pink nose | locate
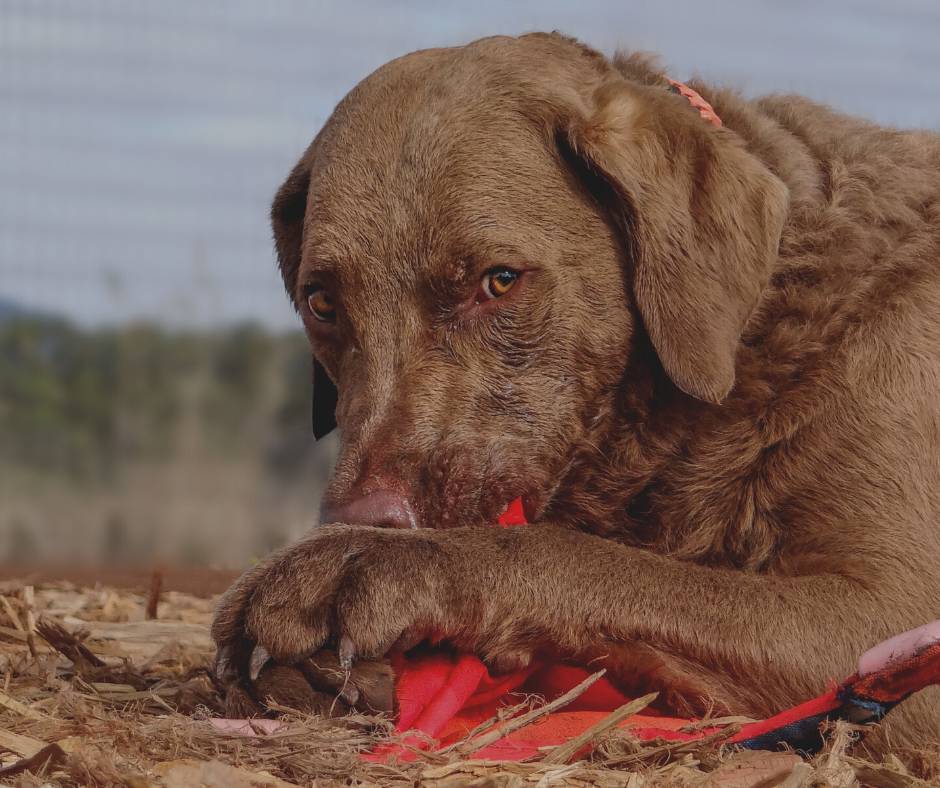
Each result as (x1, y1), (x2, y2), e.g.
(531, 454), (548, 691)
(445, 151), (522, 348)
(322, 490), (418, 529)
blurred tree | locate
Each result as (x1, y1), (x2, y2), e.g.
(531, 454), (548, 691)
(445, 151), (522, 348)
(265, 332), (316, 478)
(0, 316), (329, 480)
(0, 316), (336, 565)
(6, 518), (38, 563)
(0, 317), (188, 481)
(203, 323), (275, 451)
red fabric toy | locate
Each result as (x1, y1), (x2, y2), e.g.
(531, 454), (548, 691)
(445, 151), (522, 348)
(359, 499), (940, 763)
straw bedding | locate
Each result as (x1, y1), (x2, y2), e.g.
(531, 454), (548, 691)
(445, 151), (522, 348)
(0, 579), (936, 787)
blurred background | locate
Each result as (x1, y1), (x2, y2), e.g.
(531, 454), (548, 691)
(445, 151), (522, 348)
(1, 0), (938, 570)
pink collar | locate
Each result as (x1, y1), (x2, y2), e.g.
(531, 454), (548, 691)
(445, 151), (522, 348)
(667, 78), (722, 127)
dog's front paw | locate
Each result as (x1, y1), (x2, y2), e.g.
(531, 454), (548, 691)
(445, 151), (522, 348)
(212, 525), (461, 675)
(211, 524), (547, 708)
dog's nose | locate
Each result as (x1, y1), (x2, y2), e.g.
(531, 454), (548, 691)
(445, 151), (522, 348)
(322, 490), (418, 529)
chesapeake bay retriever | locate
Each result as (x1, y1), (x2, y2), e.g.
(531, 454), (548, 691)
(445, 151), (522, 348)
(212, 33), (940, 749)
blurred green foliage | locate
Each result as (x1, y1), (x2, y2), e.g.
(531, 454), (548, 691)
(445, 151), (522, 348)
(0, 315), (315, 484)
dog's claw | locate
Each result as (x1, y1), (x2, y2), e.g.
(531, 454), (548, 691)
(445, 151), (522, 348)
(339, 683), (360, 706)
(249, 644), (272, 681)
(392, 627), (425, 654)
(338, 635), (356, 670)
(489, 649), (533, 674)
(214, 644), (235, 683)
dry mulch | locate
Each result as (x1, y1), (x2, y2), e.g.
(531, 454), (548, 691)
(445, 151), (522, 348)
(0, 578), (937, 787)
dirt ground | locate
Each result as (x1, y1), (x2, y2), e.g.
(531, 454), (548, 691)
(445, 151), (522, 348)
(0, 567), (238, 597)
(0, 576), (937, 786)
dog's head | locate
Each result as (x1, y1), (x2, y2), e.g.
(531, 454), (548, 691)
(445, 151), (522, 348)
(272, 34), (788, 529)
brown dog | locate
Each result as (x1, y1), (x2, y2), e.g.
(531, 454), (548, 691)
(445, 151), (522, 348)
(212, 33), (940, 749)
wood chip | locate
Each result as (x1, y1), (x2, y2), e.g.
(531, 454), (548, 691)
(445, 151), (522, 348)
(35, 618), (106, 672)
(152, 758), (298, 787)
(0, 742), (66, 778)
(420, 758), (642, 788)
(0, 625), (28, 643)
(90, 682), (139, 694)
(63, 618), (214, 661)
(605, 723), (742, 768)
(0, 727), (48, 759)
(0, 689), (49, 721)
(146, 569), (163, 621)
(0, 598), (23, 632)
(21, 586), (37, 660)
(846, 756), (932, 788)
(778, 761), (815, 788)
(702, 751), (802, 787)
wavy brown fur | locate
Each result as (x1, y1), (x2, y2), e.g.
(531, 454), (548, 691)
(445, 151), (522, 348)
(214, 33), (940, 759)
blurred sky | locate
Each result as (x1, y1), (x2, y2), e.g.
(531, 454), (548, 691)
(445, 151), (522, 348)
(1, 0), (938, 329)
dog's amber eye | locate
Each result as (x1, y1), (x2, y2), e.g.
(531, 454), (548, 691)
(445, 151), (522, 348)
(481, 267), (519, 300)
(306, 288), (336, 322)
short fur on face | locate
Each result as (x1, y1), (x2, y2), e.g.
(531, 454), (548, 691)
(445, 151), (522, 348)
(272, 34), (786, 529)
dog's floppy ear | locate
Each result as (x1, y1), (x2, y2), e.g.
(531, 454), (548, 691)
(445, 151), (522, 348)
(271, 158), (311, 299)
(312, 358), (338, 440)
(272, 155), (338, 438)
(563, 79), (788, 403)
